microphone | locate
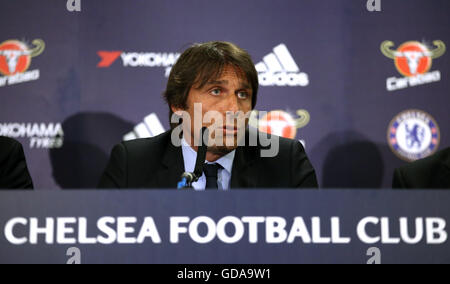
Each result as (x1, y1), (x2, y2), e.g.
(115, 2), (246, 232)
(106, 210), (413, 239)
(177, 172), (196, 189)
(177, 127), (209, 189)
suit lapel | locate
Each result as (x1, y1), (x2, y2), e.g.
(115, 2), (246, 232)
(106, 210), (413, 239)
(230, 145), (258, 188)
(155, 140), (184, 188)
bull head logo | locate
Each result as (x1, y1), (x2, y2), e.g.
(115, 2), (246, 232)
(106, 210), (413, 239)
(381, 40), (445, 77)
(0, 39), (45, 76)
(249, 109), (310, 139)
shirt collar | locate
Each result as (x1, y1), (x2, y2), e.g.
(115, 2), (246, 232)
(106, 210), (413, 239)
(181, 136), (235, 175)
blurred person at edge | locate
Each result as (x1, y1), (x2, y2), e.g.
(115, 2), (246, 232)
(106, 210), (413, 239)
(393, 147), (450, 189)
(0, 136), (33, 189)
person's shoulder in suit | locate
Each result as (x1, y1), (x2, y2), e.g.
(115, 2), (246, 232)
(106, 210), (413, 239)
(241, 131), (318, 188)
(98, 130), (174, 188)
(278, 135), (318, 188)
(0, 136), (34, 189)
(392, 147), (450, 189)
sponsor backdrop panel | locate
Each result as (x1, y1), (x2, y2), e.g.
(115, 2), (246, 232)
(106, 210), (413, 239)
(339, 0), (450, 187)
(0, 0), (448, 189)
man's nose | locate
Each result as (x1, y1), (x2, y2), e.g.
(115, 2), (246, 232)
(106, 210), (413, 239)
(225, 94), (240, 113)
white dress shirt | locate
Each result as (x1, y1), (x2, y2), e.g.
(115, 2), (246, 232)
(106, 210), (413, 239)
(181, 137), (235, 190)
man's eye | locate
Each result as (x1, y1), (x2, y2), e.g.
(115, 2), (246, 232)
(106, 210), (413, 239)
(237, 91), (249, 99)
(210, 89), (221, 96)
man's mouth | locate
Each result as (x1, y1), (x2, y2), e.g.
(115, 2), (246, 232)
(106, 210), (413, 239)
(222, 125), (238, 135)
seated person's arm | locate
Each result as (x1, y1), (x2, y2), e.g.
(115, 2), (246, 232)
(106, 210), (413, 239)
(0, 138), (34, 189)
(98, 143), (127, 188)
(291, 140), (318, 188)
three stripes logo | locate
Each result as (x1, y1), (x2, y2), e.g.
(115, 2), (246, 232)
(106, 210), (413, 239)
(123, 113), (165, 141)
(256, 44), (309, 87)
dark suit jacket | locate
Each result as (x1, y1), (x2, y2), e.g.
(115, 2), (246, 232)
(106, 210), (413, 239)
(98, 130), (318, 189)
(0, 137), (34, 189)
(393, 147), (450, 189)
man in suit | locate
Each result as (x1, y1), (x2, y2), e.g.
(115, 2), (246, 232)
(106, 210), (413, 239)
(393, 147), (450, 189)
(0, 137), (34, 189)
(99, 41), (318, 189)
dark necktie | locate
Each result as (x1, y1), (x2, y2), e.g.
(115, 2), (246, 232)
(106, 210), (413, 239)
(203, 163), (223, 189)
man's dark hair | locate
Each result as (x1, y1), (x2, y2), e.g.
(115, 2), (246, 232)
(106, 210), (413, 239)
(163, 41), (258, 128)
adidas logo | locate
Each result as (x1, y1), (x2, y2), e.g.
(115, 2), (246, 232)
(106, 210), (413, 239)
(256, 44), (309, 87)
(123, 113), (166, 141)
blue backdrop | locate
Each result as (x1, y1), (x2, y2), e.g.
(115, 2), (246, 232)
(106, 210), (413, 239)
(0, 0), (449, 189)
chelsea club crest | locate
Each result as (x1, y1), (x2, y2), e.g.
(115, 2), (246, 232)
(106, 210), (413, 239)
(388, 109), (440, 162)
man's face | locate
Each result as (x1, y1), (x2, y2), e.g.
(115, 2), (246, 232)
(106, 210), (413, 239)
(173, 65), (253, 155)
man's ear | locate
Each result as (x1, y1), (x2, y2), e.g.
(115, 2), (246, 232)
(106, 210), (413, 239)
(171, 105), (184, 116)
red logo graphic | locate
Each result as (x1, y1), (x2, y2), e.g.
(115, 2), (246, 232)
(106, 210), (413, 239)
(257, 110), (310, 139)
(381, 40), (446, 77)
(0, 39), (45, 76)
(97, 51), (122, 68)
